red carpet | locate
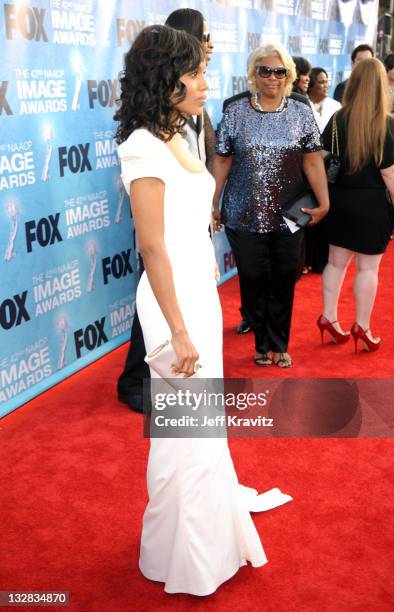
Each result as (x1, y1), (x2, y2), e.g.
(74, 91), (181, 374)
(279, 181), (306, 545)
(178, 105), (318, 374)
(1, 243), (393, 611)
(222, 241), (394, 378)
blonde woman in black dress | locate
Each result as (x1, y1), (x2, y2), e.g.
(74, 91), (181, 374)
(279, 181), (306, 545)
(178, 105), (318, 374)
(318, 59), (394, 352)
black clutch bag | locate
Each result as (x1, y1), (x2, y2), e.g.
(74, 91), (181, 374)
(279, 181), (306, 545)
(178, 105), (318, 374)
(282, 190), (318, 228)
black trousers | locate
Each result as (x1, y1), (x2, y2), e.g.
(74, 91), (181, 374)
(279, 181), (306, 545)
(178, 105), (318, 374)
(226, 226), (304, 353)
(117, 257), (150, 399)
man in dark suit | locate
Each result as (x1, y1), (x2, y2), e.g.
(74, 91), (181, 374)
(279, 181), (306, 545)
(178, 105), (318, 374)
(117, 258), (149, 413)
(333, 44), (374, 103)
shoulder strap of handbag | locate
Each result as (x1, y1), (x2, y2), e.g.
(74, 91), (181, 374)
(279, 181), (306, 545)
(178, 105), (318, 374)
(331, 112), (339, 156)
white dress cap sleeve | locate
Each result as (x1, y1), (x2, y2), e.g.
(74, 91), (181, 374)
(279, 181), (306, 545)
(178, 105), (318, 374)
(117, 129), (167, 193)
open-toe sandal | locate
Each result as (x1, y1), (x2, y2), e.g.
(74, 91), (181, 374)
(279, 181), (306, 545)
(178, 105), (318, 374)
(273, 353), (292, 368)
(254, 353), (273, 367)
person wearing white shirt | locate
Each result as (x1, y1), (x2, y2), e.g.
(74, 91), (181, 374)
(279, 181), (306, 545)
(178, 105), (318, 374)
(308, 67), (341, 133)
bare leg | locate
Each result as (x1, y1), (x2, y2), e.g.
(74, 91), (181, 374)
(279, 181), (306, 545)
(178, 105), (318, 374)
(322, 245), (354, 332)
(354, 252), (383, 340)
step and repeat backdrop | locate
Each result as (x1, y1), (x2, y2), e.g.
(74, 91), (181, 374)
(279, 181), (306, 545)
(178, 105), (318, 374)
(0, 0), (378, 417)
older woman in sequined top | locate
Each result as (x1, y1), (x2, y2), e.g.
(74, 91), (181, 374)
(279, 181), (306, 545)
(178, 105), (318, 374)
(212, 43), (329, 368)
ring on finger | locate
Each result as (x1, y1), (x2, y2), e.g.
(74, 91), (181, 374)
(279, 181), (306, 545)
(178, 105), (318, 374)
(193, 360), (202, 374)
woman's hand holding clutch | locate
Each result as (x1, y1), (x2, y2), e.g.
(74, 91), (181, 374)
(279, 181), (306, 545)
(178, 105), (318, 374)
(302, 204), (329, 226)
(171, 330), (201, 377)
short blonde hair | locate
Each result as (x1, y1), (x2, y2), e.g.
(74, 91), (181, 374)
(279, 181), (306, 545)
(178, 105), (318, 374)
(247, 44), (296, 97)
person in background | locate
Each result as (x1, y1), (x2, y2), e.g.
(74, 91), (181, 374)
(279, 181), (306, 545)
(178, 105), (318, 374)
(222, 55), (313, 332)
(318, 58), (394, 353)
(333, 43), (374, 103)
(291, 56), (313, 277)
(292, 56), (312, 96)
(302, 67), (341, 274)
(117, 8), (215, 413)
(383, 53), (394, 112)
(213, 44), (329, 369)
(308, 67), (341, 133)
(165, 8), (216, 170)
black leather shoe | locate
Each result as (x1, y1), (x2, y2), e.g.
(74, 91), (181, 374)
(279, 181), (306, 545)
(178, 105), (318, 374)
(236, 319), (252, 334)
(118, 392), (145, 414)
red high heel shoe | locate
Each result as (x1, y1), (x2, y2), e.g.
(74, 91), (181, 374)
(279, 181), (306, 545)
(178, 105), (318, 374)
(350, 323), (381, 353)
(317, 315), (350, 344)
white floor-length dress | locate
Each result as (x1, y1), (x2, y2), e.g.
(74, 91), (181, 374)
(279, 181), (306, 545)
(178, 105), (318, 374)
(118, 128), (292, 596)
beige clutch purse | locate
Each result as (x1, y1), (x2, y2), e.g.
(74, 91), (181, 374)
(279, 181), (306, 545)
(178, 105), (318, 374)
(144, 340), (177, 379)
(144, 340), (201, 381)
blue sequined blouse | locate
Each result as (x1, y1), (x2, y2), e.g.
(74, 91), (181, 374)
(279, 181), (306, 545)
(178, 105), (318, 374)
(216, 96), (322, 233)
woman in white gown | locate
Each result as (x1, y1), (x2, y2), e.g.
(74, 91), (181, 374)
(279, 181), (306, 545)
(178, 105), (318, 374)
(115, 25), (292, 596)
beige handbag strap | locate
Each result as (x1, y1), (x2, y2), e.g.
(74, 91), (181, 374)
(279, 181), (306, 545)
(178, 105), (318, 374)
(331, 113), (339, 156)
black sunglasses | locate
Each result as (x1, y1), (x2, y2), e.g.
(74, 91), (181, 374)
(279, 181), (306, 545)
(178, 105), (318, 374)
(202, 32), (210, 43)
(255, 65), (288, 79)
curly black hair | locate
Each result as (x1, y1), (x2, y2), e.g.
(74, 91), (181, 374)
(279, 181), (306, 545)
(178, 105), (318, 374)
(114, 25), (204, 144)
(292, 56), (312, 77)
(292, 56), (312, 93)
